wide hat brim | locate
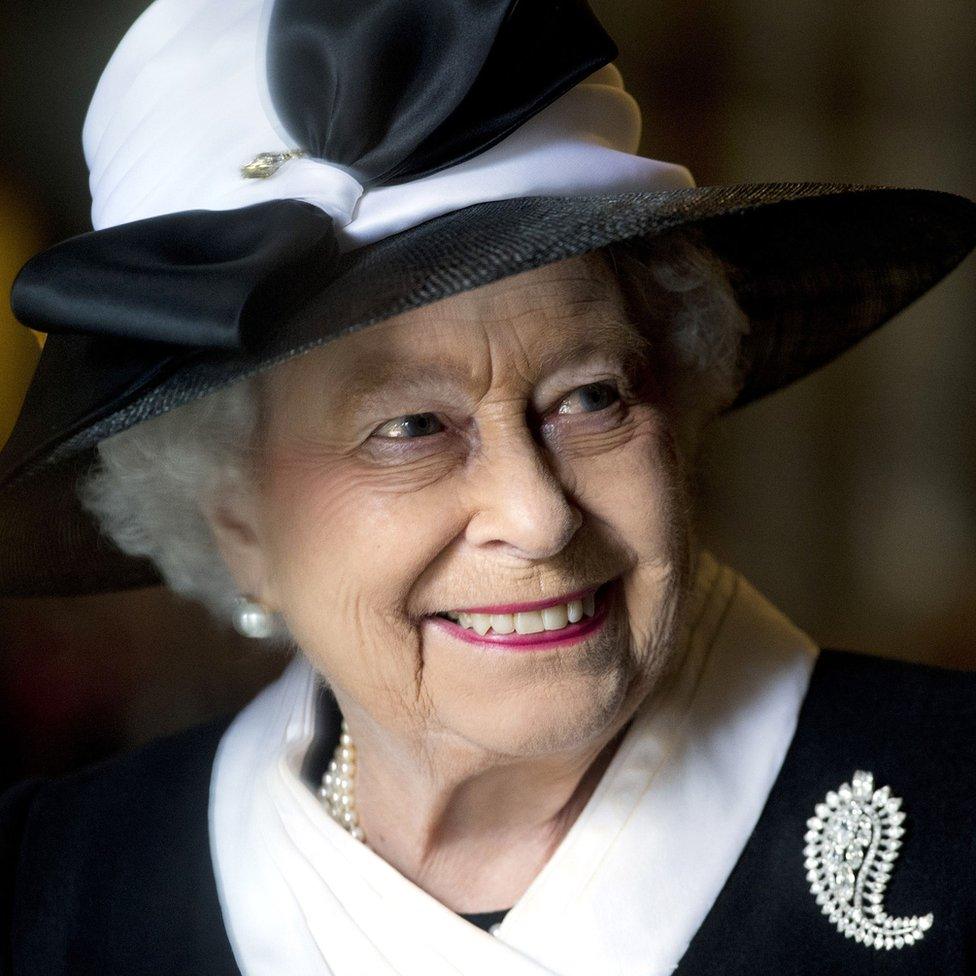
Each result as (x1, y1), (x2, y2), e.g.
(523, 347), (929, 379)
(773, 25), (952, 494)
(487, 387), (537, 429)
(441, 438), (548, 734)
(2, 180), (975, 597)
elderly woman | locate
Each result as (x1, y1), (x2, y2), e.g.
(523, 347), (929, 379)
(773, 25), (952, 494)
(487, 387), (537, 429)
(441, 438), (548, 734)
(2, 1), (975, 974)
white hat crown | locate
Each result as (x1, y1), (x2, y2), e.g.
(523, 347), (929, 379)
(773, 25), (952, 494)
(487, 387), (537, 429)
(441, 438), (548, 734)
(83, 0), (694, 252)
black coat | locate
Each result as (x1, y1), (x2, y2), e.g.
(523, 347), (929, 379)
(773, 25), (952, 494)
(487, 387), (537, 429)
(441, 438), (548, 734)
(2, 649), (975, 975)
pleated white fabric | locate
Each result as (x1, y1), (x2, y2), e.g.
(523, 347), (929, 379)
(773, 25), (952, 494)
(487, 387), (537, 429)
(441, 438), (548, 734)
(209, 551), (817, 976)
(81, 0), (693, 249)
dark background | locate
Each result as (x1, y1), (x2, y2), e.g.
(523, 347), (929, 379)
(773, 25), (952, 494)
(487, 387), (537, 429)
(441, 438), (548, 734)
(1, 0), (974, 785)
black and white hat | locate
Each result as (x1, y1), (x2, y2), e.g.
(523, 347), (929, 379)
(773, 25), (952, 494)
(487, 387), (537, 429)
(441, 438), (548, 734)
(2, 0), (975, 596)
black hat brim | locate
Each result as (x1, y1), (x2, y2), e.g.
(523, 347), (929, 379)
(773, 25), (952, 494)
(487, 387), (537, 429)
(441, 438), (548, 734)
(2, 181), (975, 596)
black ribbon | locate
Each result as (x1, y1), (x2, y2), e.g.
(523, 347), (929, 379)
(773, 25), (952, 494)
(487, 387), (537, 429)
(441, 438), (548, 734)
(12, 0), (616, 350)
(11, 202), (338, 349)
(268, 0), (617, 186)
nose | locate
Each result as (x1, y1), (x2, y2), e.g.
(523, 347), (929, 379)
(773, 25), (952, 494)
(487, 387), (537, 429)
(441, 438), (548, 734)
(464, 422), (583, 560)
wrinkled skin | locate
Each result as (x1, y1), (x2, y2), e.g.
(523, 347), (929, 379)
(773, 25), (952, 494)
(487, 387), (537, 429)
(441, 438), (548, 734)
(207, 249), (694, 911)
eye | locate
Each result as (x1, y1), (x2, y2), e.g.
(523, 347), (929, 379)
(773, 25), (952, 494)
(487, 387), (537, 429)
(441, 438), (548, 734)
(556, 381), (621, 415)
(372, 412), (446, 440)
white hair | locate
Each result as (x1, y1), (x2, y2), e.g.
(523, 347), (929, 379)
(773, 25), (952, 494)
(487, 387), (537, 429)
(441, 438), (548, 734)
(77, 227), (750, 634)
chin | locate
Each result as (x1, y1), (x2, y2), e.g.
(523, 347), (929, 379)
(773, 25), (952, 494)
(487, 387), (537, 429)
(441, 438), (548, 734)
(436, 660), (635, 759)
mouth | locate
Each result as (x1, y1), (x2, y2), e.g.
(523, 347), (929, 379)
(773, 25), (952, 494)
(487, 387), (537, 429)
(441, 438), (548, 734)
(426, 578), (616, 651)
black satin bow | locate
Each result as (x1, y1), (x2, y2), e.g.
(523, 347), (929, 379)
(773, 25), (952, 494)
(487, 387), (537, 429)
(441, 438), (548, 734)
(12, 0), (616, 350)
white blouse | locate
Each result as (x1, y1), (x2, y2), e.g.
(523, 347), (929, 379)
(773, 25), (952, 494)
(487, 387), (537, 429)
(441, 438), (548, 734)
(209, 551), (818, 976)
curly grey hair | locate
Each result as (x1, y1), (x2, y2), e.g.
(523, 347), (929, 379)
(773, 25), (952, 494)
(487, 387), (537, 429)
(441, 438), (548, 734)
(77, 227), (750, 636)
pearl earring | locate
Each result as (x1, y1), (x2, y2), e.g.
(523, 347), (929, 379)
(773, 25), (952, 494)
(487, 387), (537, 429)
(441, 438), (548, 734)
(232, 595), (277, 638)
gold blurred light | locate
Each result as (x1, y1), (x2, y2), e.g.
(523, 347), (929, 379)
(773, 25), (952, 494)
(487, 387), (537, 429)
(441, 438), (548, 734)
(0, 179), (46, 452)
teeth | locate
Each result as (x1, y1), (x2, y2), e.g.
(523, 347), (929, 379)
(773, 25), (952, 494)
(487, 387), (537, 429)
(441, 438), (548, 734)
(490, 613), (515, 634)
(514, 610), (545, 635)
(542, 604), (569, 630)
(469, 613), (491, 636)
(442, 591), (600, 636)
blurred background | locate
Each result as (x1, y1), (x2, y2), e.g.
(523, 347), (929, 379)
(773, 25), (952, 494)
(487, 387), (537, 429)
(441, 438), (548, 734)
(0, 0), (973, 786)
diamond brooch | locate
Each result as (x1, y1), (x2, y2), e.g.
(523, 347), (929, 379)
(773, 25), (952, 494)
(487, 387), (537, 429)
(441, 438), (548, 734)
(240, 149), (308, 179)
(804, 770), (933, 950)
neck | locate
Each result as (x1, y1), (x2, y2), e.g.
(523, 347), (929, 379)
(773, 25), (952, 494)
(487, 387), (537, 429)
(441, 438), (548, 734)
(339, 706), (635, 913)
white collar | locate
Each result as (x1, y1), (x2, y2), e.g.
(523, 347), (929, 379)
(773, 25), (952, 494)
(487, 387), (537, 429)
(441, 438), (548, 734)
(209, 551), (817, 976)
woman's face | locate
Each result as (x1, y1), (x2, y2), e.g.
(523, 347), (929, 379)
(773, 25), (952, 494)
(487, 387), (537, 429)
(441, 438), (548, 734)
(218, 250), (691, 756)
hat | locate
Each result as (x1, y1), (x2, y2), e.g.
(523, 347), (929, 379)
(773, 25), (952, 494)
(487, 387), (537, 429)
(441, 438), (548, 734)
(2, 0), (975, 597)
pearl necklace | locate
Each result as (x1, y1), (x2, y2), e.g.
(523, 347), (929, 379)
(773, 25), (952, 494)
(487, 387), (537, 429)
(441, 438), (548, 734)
(318, 718), (366, 842)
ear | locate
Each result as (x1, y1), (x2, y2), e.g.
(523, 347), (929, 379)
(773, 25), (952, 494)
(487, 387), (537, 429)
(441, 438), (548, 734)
(201, 478), (279, 609)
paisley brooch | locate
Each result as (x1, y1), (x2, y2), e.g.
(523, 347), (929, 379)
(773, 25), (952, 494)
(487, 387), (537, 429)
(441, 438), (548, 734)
(804, 770), (933, 950)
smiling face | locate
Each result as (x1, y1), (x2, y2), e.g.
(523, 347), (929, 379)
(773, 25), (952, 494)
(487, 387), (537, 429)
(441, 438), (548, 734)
(212, 250), (693, 758)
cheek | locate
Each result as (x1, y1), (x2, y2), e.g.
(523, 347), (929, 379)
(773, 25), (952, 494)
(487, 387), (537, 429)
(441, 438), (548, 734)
(576, 414), (678, 554)
(259, 454), (459, 682)
(264, 450), (451, 577)
(574, 417), (684, 649)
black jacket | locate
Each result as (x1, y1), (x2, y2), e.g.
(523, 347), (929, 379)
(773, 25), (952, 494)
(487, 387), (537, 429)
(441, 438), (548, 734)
(2, 649), (975, 975)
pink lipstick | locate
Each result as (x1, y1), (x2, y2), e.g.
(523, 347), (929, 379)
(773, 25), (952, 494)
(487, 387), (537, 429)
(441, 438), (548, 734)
(425, 580), (614, 652)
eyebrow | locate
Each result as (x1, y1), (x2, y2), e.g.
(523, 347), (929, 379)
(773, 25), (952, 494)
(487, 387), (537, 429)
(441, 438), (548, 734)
(340, 325), (653, 404)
